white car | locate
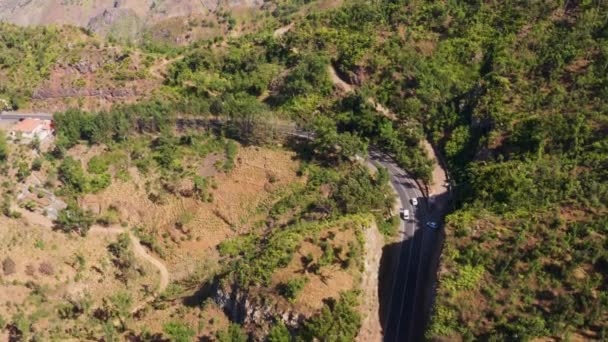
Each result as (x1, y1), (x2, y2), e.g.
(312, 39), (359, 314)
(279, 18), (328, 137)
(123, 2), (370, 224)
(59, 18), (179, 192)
(400, 208), (410, 220)
(411, 198), (418, 206)
(426, 221), (438, 229)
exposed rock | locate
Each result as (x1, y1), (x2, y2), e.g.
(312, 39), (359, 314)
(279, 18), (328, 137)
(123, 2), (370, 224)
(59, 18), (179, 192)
(214, 284), (304, 329)
(73, 60), (99, 74)
(32, 87), (138, 100)
(0, 0), (265, 32)
(87, 7), (143, 38)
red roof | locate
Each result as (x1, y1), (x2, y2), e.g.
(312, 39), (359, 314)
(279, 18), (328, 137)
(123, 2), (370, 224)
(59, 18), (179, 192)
(12, 119), (51, 133)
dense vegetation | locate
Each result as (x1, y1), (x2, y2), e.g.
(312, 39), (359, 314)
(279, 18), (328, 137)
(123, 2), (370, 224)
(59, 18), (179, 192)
(168, 0), (607, 339)
(0, 23), (65, 109)
(1, 0), (607, 340)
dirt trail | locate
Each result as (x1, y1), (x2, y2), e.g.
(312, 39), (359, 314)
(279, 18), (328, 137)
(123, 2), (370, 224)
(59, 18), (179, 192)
(422, 140), (448, 197)
(273, 23), (293, 37)
(91, 226), (170, 293)
(92, 226), (170, 313)
(149, 55), (184, 79)
(328, 65), (354, 93)
(15, 210), (170, 312)
(357, 222), (384, 342)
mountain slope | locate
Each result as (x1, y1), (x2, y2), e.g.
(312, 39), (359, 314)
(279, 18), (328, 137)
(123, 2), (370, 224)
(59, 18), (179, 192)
(0, 0), (262, 39)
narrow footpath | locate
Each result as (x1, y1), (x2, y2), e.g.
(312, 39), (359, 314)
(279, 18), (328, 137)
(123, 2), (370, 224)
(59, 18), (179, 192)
(15, 207), (170, 314)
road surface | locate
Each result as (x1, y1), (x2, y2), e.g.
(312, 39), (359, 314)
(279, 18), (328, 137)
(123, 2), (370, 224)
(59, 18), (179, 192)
(368, 150), (438, 341)
(0, 111), (53, 120)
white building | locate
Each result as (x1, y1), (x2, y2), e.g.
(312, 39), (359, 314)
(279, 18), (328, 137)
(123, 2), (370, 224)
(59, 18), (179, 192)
(9, 118), (53, 141)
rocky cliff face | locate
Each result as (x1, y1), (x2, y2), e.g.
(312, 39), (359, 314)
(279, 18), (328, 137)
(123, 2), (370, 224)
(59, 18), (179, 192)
(0, 0), (263, 34)
(214, 284), (305, 331)
(28, 47), (159, 112)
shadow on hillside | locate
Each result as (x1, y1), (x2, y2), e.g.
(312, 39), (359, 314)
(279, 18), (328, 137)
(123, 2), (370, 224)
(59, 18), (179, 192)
(182, 278), (218, 307)
(378, 191), (449, 341)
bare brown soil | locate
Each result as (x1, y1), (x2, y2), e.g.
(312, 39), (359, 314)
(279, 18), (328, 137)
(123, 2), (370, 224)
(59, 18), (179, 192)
(270, 226), (358, 317)
(0, 0), (263, 31)
(422, 140), (449, 197)
(0, 216), (158, 334)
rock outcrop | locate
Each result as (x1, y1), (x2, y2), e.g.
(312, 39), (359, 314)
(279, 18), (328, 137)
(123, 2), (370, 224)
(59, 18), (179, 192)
(214, 284), (304, 329)
(0, 0), (264, 33)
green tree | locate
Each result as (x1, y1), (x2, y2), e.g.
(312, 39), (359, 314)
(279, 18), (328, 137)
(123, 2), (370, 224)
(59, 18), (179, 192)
(108, 233), (137, 283)
(281, 54), (332, 98)
(164, 321), (196, 342)
(0, 131), (8, 162)
(301, 291), (361, 342)
(333, 166), (392, 214)
(58, 157), (88, 194)
(100, 291), (133, 332)
(312, 117), (368, 164)
(217, 323), (248, 342)
(54, 203), (95, 236)
(268, 321), (291, 342)
(11, 312), (32, 341)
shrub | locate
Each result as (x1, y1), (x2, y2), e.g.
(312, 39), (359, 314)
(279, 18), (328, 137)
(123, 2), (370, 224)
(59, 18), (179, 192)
(89, 173), (111, 193)
(23, 200), (37, 212)
(163, 321), (196, 342)
(16, 162), (30, 182)
(38, 261), (54, 276)
(2, 257), (16, 275)
(87, 155), (110, 174)
(223, 140), (238, 172)
(217, 323), (247, 342)
(31, 158), (43, 171)
(279, 277), (308, 301)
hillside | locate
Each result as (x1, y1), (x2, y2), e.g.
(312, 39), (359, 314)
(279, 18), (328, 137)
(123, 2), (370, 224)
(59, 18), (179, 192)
(0, 23), (161, 111)
(0, 0), (606, 341)
(160, 1), (608, 339)
(0, 0), (262, 39)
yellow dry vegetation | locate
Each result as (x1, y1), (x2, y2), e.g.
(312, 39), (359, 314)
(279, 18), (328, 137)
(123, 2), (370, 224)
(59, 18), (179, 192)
(269, 225), (361, 317)
(0, 216), (157, 332)
(81, 145), (302, 279)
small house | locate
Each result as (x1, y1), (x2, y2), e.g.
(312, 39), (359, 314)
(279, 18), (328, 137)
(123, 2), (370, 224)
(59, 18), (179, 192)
(9, 118), (53, 141)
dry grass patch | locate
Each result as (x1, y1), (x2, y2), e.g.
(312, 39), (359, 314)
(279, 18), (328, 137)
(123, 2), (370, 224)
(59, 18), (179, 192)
(0, 216), (158, 337)
(80, 145), (301, 279)
(263, 222), (364, 318)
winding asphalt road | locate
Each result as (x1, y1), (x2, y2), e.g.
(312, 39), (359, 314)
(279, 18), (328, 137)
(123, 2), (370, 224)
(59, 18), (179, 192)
(370, 149), (444, 342)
